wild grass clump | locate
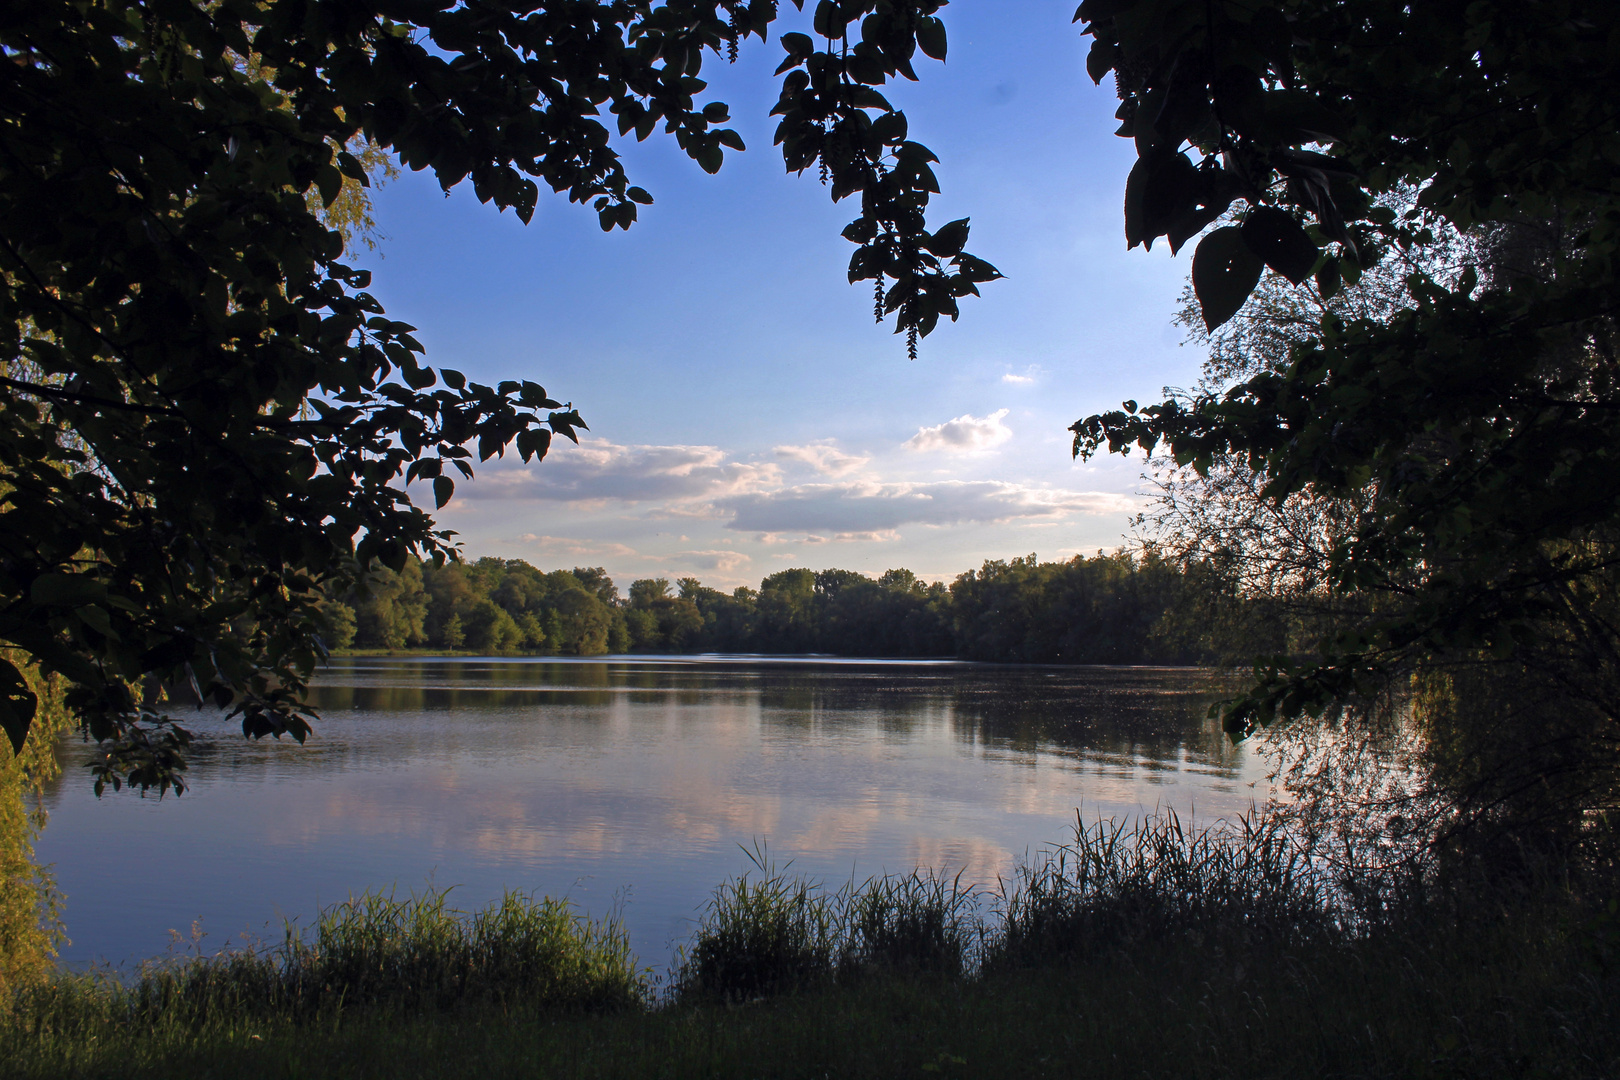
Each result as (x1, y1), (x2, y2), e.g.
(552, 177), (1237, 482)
(674, 844), (840, 1000)
(842, 869), (978, 978)
(675, 846), (982, 1001)
(280, 887), (643, 1014)
(679, 809), (1371, 1000)
(6, 886), (644, 1039)
(988, 808), (1344, 970)
(6, 813), (1620, 1079)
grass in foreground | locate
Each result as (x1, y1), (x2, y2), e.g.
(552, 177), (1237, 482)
(3, 815), (1617, 1079)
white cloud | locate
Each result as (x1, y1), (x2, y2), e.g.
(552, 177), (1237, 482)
(445, 434), (1140, 569)
(774, 441), (870, 477)
(1055, 544), (1122, 558)
(465, 439), (780, 504)
(643, 502), (729, 520)
(754, 529), (900, 544)
(515, 534), (639, 560)
(1001, 365), (1042, 386)
(903, 409), (1012, 454)
(717, 480), (1136, 534)
(652, 550), (753, 572)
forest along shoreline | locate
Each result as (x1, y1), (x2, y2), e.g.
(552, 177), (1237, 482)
(319, 551), (1284, 667)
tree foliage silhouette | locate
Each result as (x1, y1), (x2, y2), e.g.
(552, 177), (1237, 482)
(0, 0), (998, 792)
(1072, 0), (1620, 754)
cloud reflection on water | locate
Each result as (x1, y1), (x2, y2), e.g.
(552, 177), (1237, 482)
(38, 658), (1265, 969)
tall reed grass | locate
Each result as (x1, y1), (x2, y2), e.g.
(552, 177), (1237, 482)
(7, 809), (1617, 1080)
(6, 886), (644, 1041)
(674, 844), (981, 1000)
(989, 807), (1348, 969)
(673, 808), (1456, 999)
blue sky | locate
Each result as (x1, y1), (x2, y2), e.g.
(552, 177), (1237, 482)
(363, 1), (1202, 590)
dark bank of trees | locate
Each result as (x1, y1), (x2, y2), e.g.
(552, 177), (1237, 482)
(324, 549), (1259, 665)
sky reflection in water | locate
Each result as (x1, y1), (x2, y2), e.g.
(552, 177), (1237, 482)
(37, 657), (1266, 970)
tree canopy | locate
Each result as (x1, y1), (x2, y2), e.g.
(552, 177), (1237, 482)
(0, 0), (1001, 793)
(326, 550), (1227, 664)
(1071, 0), (1620, 752)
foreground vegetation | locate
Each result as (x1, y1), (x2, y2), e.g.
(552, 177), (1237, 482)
(4, 3), (1617, 1073)
(0, 661), (69, 997)
(4, 813), (1616, 1079)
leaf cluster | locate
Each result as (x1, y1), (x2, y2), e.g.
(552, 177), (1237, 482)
(771, 1), (1002, 357)
(1070, 1), (1620, 760)
(0, 0), (994, 792)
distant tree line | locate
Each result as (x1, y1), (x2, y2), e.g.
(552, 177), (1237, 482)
(322, 550), (1263, 665)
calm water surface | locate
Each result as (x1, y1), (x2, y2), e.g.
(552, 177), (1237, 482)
(37, 656), (1266, 969)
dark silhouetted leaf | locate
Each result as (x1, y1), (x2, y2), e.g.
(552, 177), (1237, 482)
(779, 32), (814, 59)
(1192, 226), (1264, 330)
(916, 16), (947, 60)
(1315, 258), (1341, 300)
(0, 659), (37, 755)
(924, 219), (970, 257)
(1126, 151), (1198, 250)
(1241, 206), (1319, 285)
(30, 573), (105, 608)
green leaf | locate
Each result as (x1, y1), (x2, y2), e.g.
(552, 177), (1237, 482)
(915, 16), (947, 60)
(812, 0), (844, 38)
(871, 111), (907, 145)
(1166, 203), (1223, 256)
(1315, 258), (1341, 300)
(402, 363), (436, 390)
(433, 476), (454, 509)
(924, 219), (970, 257)
(842, 218), (878, 243)
(30, 573), (106, 608)
(1240, 207), (1319, 285)
(1125, 151), (1196, 251)
(779, 32), (815, 59)
(517, 427), (553, 462)
(77, 604), (118, 640)
(1085, 39), (1118, 84)
(315, 163), (343, 208)
(0, 658), (37, 756)
(1192, 227), (1264, 331)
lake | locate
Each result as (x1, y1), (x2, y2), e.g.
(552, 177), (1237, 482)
(36, 656), (1267, 971)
